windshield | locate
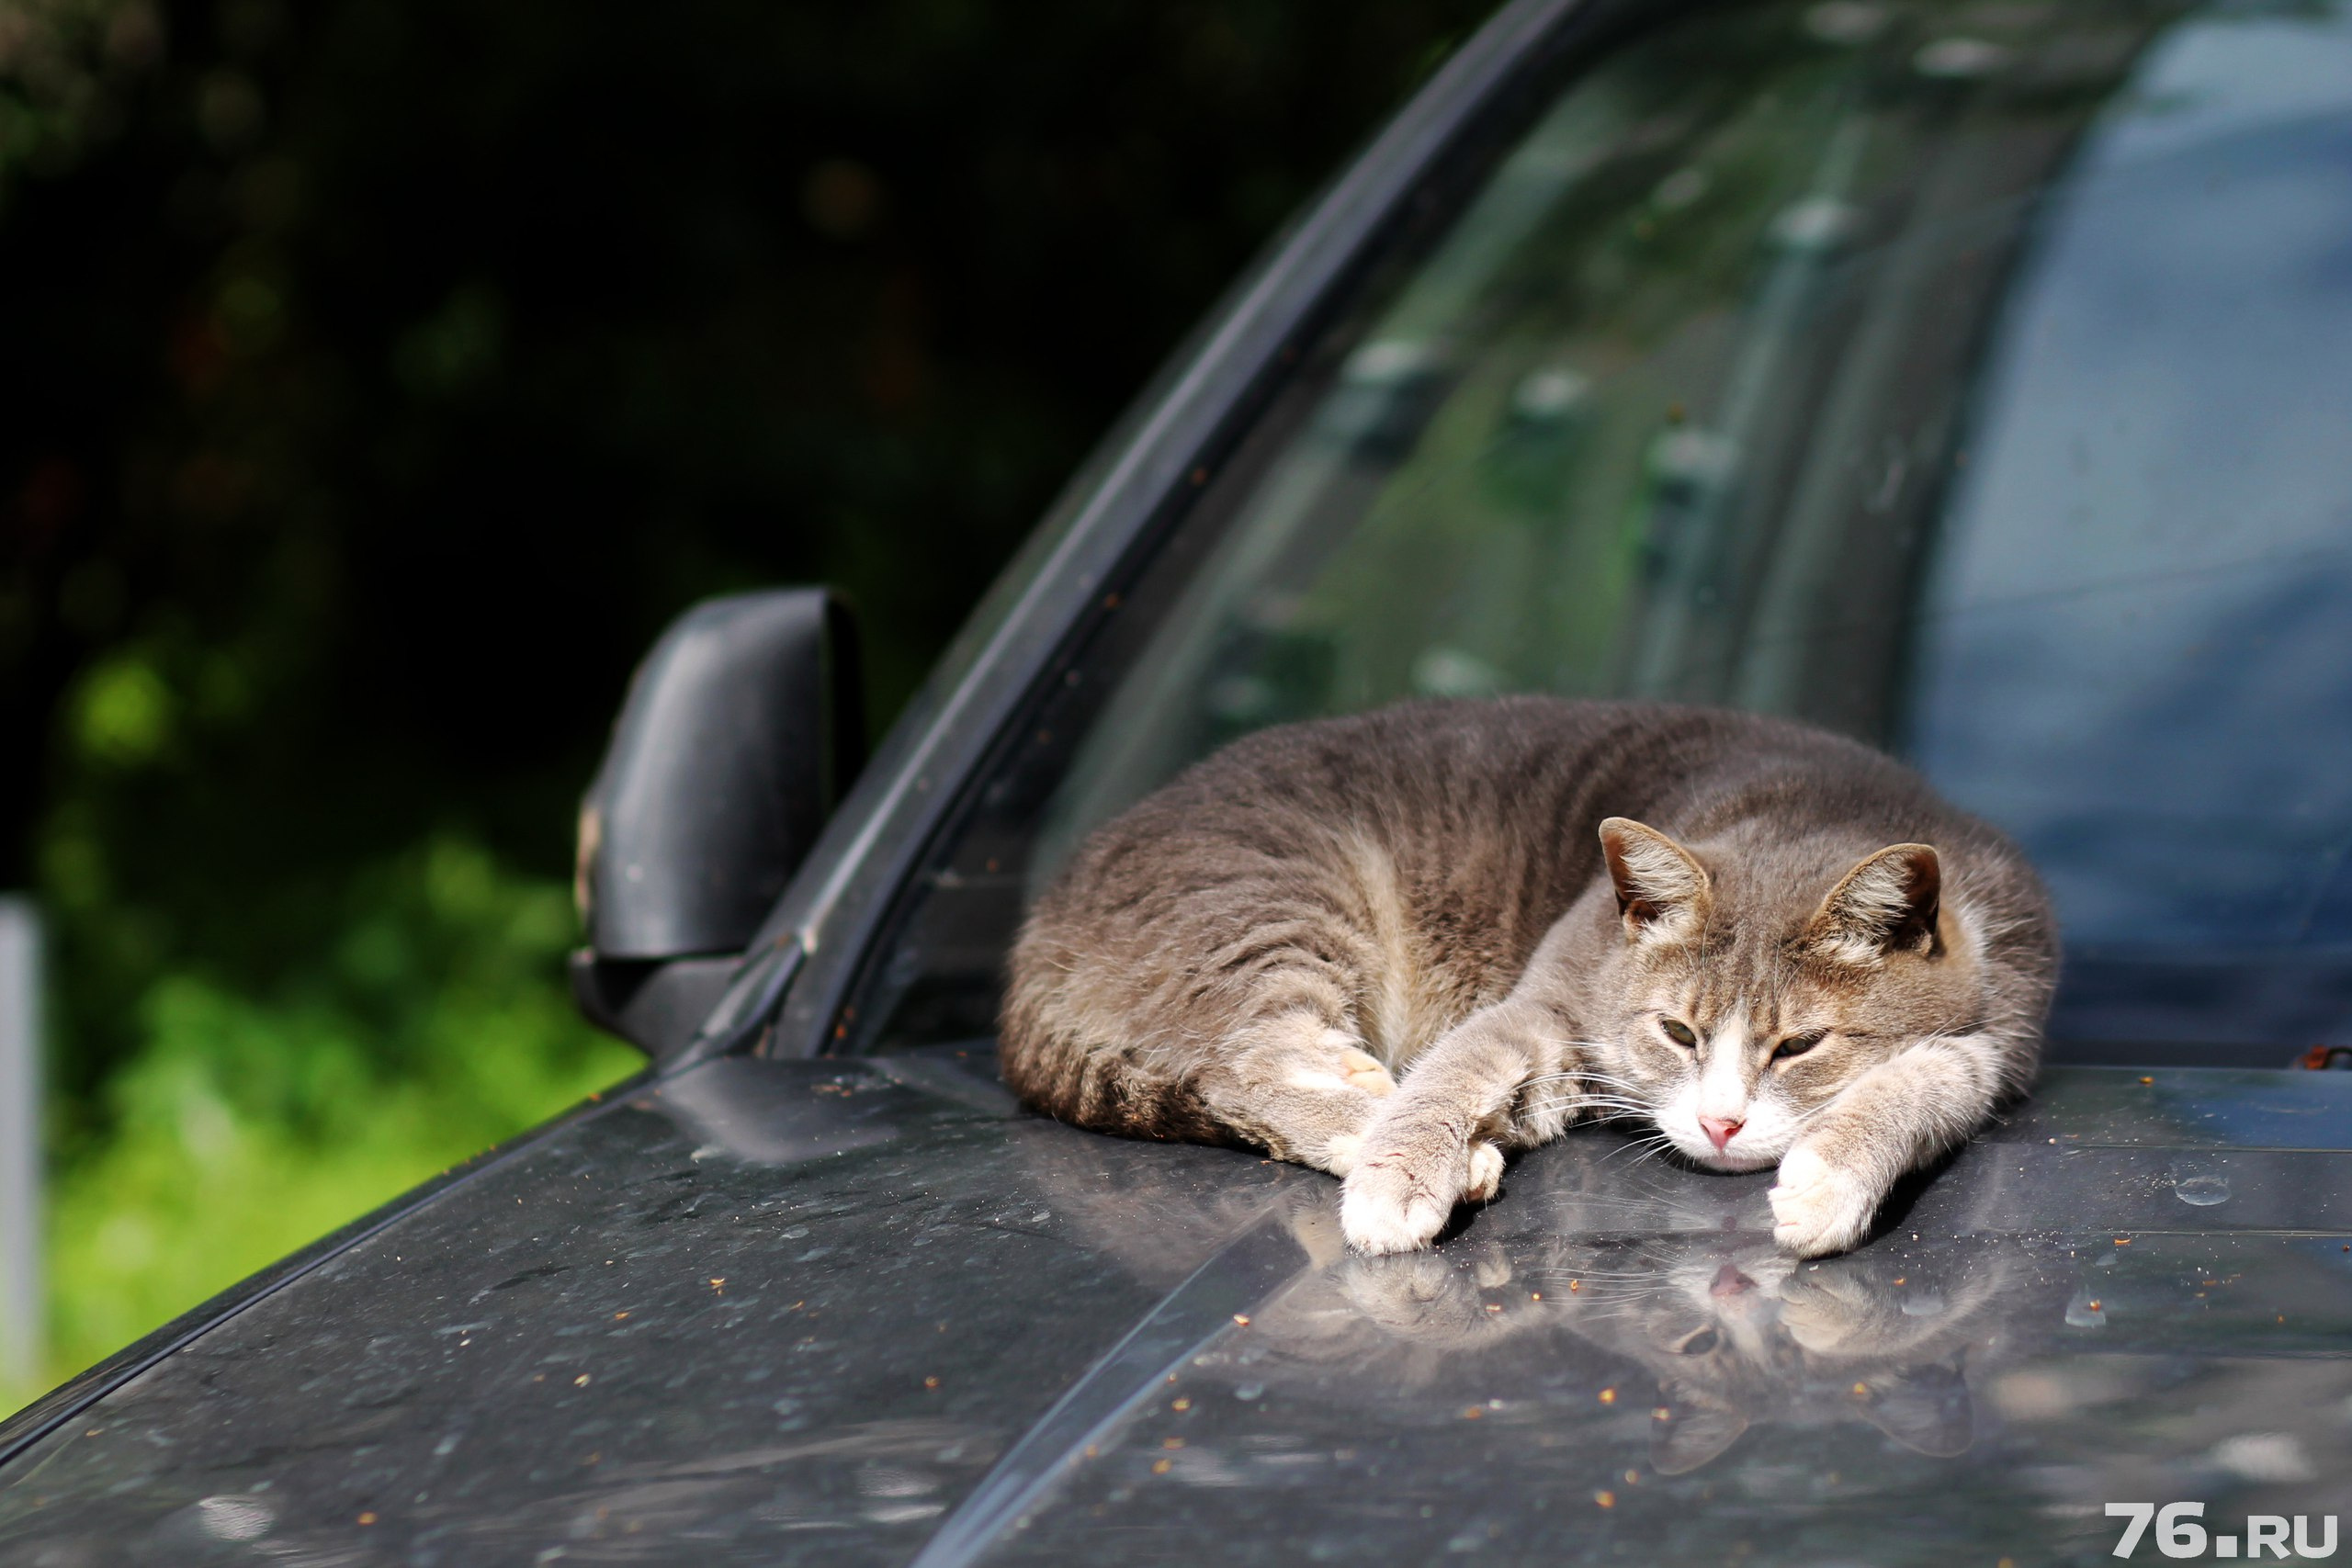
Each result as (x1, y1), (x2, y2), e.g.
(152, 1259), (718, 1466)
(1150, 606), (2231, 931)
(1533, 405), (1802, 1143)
(847, 0), (2352, 1065)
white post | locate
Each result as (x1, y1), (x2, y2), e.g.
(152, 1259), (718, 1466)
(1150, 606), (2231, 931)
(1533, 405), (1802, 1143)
(0, 897), (43, 1390)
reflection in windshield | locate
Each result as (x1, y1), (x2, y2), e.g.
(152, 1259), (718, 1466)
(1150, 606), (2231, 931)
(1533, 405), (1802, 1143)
(1246, 1157), (2027, 1476)
(994, 1062), (2352, 1562)
(851, 0), (2352, 1061)
(1909, 6), (2352, 1045)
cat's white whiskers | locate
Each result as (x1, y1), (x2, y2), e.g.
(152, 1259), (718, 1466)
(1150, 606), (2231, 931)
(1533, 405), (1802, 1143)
(1521, 1056), (1637, 1083)
(1786, 1096), (1845, 1131)
(1521, 1066), (1648, 1092)
(1617, 1135), (1690, 1171)
(1519, 1095), (1647, 1113)
(1521, 1093), (1650, 1116)
(1521, 1082), (1652, 1106)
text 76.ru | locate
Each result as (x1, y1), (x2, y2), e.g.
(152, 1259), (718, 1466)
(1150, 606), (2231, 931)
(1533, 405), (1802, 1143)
(2108, 1505), (2337, 1560)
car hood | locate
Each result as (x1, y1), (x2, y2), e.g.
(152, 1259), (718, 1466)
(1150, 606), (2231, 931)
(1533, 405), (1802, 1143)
(4, 1049), (2349, 1565)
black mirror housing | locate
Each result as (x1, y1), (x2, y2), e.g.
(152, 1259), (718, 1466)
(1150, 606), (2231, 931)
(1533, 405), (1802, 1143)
(571, 589), (862, 1055)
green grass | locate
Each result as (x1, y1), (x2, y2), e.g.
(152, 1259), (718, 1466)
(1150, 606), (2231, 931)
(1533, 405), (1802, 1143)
(15, 839), (642, 1414)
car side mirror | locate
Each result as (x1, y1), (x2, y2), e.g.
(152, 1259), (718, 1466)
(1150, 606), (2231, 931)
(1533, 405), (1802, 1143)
(571, 588), (863, 1057)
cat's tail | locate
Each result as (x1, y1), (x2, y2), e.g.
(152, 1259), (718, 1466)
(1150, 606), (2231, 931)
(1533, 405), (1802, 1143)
(999, 932), (1237, 1147)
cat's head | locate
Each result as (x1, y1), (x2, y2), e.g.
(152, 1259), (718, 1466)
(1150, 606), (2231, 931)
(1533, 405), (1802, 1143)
(1566, 1233), (1997, 1472)
(1577, 816), (1981, 1173)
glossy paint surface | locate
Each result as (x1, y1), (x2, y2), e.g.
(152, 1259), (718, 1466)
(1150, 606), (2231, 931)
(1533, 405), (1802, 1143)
(4, 1055), (2346, 1565)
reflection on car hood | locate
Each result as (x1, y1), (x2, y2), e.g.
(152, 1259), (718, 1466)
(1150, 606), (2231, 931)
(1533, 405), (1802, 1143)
(2, 1050), (2348, 1565)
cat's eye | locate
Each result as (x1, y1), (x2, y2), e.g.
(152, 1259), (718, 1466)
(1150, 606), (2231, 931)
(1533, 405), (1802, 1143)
(1773, 1032), (1826, 1061)
(1660, 1018), (1698, 1048)
(1678, 1328), (1720, 1356)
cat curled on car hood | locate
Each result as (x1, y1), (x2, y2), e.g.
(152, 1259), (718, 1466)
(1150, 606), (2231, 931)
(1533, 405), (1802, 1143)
(1000, 697), (2056, 1258)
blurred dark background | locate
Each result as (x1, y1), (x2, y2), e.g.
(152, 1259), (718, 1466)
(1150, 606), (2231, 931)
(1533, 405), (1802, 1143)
(0, 0), (1490, 1389)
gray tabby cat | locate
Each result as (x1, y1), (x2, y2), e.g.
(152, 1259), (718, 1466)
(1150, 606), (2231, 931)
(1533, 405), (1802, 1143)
(1001, 697), (2055, 1258)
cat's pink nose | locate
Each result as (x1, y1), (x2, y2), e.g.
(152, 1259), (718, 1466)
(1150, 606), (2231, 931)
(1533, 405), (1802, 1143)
(1699, 1116), (1744, 1151)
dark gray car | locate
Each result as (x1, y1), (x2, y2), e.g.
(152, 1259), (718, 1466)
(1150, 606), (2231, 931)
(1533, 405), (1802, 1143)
(9, 0), (2352, 1562)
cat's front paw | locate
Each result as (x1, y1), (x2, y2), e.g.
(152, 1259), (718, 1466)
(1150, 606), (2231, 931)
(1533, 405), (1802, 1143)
(1774, 1265), (1881, 1352)
(1769, 1143), (1879, 1258)
(1340, 1126), (1501, 1255)
(1340, 1159), (1452, 1255)
(1337, 1249), (1484, 1335)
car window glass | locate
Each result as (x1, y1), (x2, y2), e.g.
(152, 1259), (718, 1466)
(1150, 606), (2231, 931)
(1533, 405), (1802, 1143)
(845, 0), (2352, 1062)
(1909, 4), (2352, 1045)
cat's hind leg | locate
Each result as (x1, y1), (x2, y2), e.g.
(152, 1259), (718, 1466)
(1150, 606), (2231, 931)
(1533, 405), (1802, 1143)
(1195, 1012), (1396, 1178)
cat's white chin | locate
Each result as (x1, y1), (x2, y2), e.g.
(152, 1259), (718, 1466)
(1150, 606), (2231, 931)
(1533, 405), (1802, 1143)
(1658, 1125), (1782, 1171)
(1696, 1148), (1780, 1173)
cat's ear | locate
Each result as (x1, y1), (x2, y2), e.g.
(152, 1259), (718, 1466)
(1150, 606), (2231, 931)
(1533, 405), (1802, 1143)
(1852, 1359), (1972, 1457)
(1804, 843), (1941, 965)
(1599, 818), (1711, 943)
(1649, 1389), (1749, 1474)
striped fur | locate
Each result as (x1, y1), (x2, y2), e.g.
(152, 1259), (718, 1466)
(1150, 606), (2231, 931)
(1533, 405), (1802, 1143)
(1000, 697), (2056, 1258)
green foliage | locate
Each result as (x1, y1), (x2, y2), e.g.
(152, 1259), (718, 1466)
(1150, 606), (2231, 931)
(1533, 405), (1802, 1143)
(0, 0), (1484, 1419)
(0, 0), (1492, 1109)
(18, 839), (639, 1409)
(68, 654), (175, 769)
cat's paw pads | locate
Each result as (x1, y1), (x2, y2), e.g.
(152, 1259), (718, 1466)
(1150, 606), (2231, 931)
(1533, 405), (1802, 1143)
(1329, 1040), (1397, 1098)
(1769, 1144), (1878, 1258)
(1345, 1048), (1392, 1100)
(1463, 1140), (1504, 1202)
